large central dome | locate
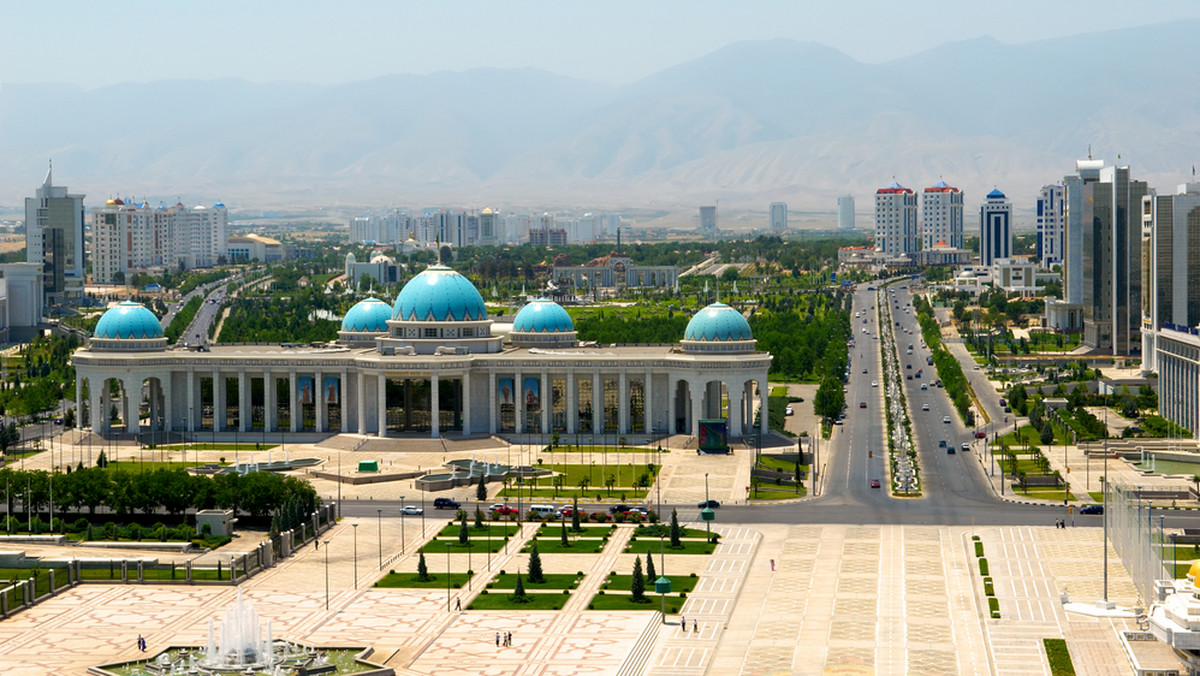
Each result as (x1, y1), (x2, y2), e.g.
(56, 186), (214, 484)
(393, 265), (487, 322)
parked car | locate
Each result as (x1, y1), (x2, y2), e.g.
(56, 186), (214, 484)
(556, 506), (582, 519)
(975, 431), (987, 439)
(609, 504), (633, 514)
(697, 499), (721, 509)
(489, 504), (517, 515)
(785, 405), (794, 416)
(400, 505), (424, 515)
(1080, 505), (1104, 515)
(433, 498), (460, 510)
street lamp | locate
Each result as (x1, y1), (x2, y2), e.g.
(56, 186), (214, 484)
(377, 508), (383, 568)
(323, 539), (332, 610)
(655, 534), (671, 624)
(352, 523), (359, 589)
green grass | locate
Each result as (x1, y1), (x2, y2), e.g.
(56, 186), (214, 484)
(98, 460), (227, 473)
(420, 539), (510, 554)
(536, 525), (614, 538)
(1088, 492), (1105, 502)
(988, 597), (1000, 618)
(436, 523), (520, 538)
(1011, 488), (1073, 502)
(0, 567), (71, 596)
(488, 573), (582, 590)
(756, 455), (807, 473)
(157, 442), (278, 451)
(587, 592), (684, 613)
(1043, 638), (1075, 676)
(78, 566), (230, 582)
(469, 590), (571, 610)
(374, 572), (473, 589)
(520, 463), (660, 489)
(630, 526), (710, 540)
(624, 539), (715, 555)
(541, 445), (669, 455)
(521, 538), (607, 554)
(750, 479), (806, 500)
(604, 574), (697, 593)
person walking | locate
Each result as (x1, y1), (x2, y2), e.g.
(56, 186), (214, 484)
(693, 619), (698, 633)
(680, 615), (686, 631)
(495, 632), (500, 647)
(455, 597), (461, 611)
(770, 559), (775, 571)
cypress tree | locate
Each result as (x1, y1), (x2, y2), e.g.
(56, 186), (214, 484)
(417, 551), (430, 581)
(571, 496), (582, 532)
(476, 472), (487, 501)
(511, 571), (528, 602)
(458, 514), (469, 545)
(631, 556), (646, 602)
(645, 552), (656, 582)
(474, 506), (484, 529)
(560, 519), (569, 547)
(669, 508), (681, 548)
(527, 540), (544, 583)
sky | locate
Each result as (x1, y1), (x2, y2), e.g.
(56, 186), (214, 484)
(5, 0), (1200, 89)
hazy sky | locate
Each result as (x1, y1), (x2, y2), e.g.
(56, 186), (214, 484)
(5, 0), (1200, 88)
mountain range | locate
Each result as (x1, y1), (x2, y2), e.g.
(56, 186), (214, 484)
(3, 20), (1200, 224)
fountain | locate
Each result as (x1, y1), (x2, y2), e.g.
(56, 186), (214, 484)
(204, 588), (274, 670)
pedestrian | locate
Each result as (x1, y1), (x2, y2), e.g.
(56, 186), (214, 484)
(315, 539), (319, 550)
(680, 614), (686, 631)
(137, 635), (145, 652)
(495, 632), (500, 647)
(455, 597), (461, 611)
(693, 619), (698, 633)
(770, 559), (775, 572)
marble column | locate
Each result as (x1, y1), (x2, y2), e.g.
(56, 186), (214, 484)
(377, 373), (387, 438)
(315, 369), (325, 433)
(690, 381), (702, 439)
(462, 371), (472, 436)
(90, 380), (104, 435)
(644, 368), (653, 435)
(488, 370), (497, 435)
(288, 371), (298, 433)
(566, 370), (576, 434)
(540, 369), (550, 435)
(212, 369), (225, 432)
(618, 370), (628, 434)
(593, 371), (603, 434)
(759, 373), (769, 436)
(75, 376), (83, 430)
(340, 370), (349, 433)
(187, 370), (195, 432)
(356, 372), (366, 434)
(515, 369), (524, 435)
(264, 371), (275, 433)
(431, 373), (440, 438)
(124, 376), (140, 435)
(238, 370), (249, 433)
(728, 380), (743, 438)
(163, 376), (173, 433)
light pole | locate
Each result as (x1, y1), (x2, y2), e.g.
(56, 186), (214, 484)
(352, 523), (359, 589)
(703, 472), (711, 542)
(323, 539), (331, 610)
(377, 508), (383, 569)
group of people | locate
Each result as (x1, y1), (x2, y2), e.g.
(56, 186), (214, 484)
(136, 635), (147, 652)
(679, 616), (699, 633)
(495, 631), (514, 647)
(1054, 519), (1071, 528)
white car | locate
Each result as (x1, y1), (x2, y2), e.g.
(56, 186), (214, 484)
(922, 403), (929, 411)
(942, 416), (951, 424)
(400, 505), (424, 515)
(784, 405), (794, 416)
(871, 381), (878, 388)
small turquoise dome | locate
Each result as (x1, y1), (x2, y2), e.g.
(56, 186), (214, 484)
(342, 297), (392, 332)
(393, 265), (487, 322)
(987, 188), (1006, 199)
(94, 302), (163, 339)
(684, 303), (752, 341)
(512, 299), (573, 333)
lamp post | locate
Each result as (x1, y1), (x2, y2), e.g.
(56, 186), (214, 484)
(655, 534), (671, 624)
(446, 543), (452, 612)
(323, 539), (331, 610)
(377, 508), (383, 569)
(352, 523), (359, 589)
(701, 472), (715, 543)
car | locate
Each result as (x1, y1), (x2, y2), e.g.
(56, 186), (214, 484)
(433, 497), (460, 510)
(863, 368), (868, 374)
(921, 403), (929, 411)
(943, 416), (951, 424)
(400, 505), (424, 515)
(906, 374), (912, 380)
(871, 381), (878, 388)
(833, 418), (844, 425)
(935, 379), (943, 388)
(914, 371), (921, 379)
(869, 479), (881, 488)
(490, 504), (518, 515)
(920, 383), (928, 391)
(697, 499), (721, 509)
(975, 431), (987, 439)
(609, 504), (633, 514)
(1080, 505), (1104, 515)
(999, 398), (1007, 407)
(947, 446), (956, 454)
(938, 439), (947, 448)
(784, 405), (794, 416)
(859, 401), (867, 408)
(1004, 406), (1012, 413)
(906, 364), (912, 369)
(961, 443), (970, 451)
(54, 417), (63, 424)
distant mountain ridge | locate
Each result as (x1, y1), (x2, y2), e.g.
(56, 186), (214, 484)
(3, 20), (1200, 217)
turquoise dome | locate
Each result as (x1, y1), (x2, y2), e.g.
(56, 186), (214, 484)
(342, 297), (391, 332)
(684, 303), (752, 341)
(393, 265), (487, 322)
(512, 299), (573, 333)
(94, 302), (163, 339)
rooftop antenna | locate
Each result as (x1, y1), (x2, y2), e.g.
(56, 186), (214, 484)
(1088, 144), (1092, 160)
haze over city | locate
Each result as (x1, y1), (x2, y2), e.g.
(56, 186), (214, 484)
(3, 1), (1200, 224)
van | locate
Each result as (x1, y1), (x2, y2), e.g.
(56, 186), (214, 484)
(529, 504), (556, 517)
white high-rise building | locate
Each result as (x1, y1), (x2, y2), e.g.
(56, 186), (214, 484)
(837, 195), (855, 231)
(1141, 182), (1200, 373)
(349, 211), (410, 244)
(769, 202), (788, 230)
(1036, 185), (1065, 268)
(874, 182), (918, 255)
(979, 189), (1013, 266)
(699, 206), (718, 233)
(921, 181), (963, 249)
(91, 199), (228, 283)
(25, 167), (85, 306)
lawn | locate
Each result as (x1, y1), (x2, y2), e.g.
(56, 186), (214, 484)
(522, 463), (660, 489)
(98, 460), (228, 473)
(603, 574), (697, 593)
(624, 539), (716, 555)
(157, 443), (279, 451)
(750, 482), (807, 500)
(375, 572), (473, 589)
(496, 487), (649, 500)
(468, 590), (571, 610)
(1010, 487), (1073, 501)
(420, 539), (510, 554)
(488, 573), (582, 589)
(542, 444), (669, 455)
(631, 526), (710, 540)
(521, 538), (607, 554)
(1043, 638), (1076, 676)
(587, 592), (684, 613)
(756, 455), (806, 473)
(536, 525), (614, 538)
(1088, 492), (1106, 502)
(0, 567), (70, 596)
(436, 523), (520, 538)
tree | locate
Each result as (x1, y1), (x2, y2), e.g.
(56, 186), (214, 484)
(604, 474), (616, 496)
(511, 571), (529, 603)
(474, 506), (484, 529)
(1039, 422), (1054, 446)
(527, 540), (545, 583)
(560, 519), (570, 547)
(645, 552), (656, 582)
(813, 375), (845, 423)
(458, 514), (469, 546)
(476, 473), (487, 501)
(631, 555), (646, 602)
(417, 551), (430, 581)
(669, 508), (682, 548)
(571, 497), (582, 532)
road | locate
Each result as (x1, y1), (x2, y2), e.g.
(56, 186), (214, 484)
(179, 279), (235, 348)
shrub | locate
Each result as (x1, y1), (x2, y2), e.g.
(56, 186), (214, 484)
(974, 541), (984, 557)
(978, 558), (989, 576)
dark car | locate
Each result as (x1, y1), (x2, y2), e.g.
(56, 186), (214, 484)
(1080, 505), (1104, 515)
(697, 499), (721, 509)
(859, 401), (867, 408)
(609, 504), (633, 514)
(433, 498), (460, 510)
